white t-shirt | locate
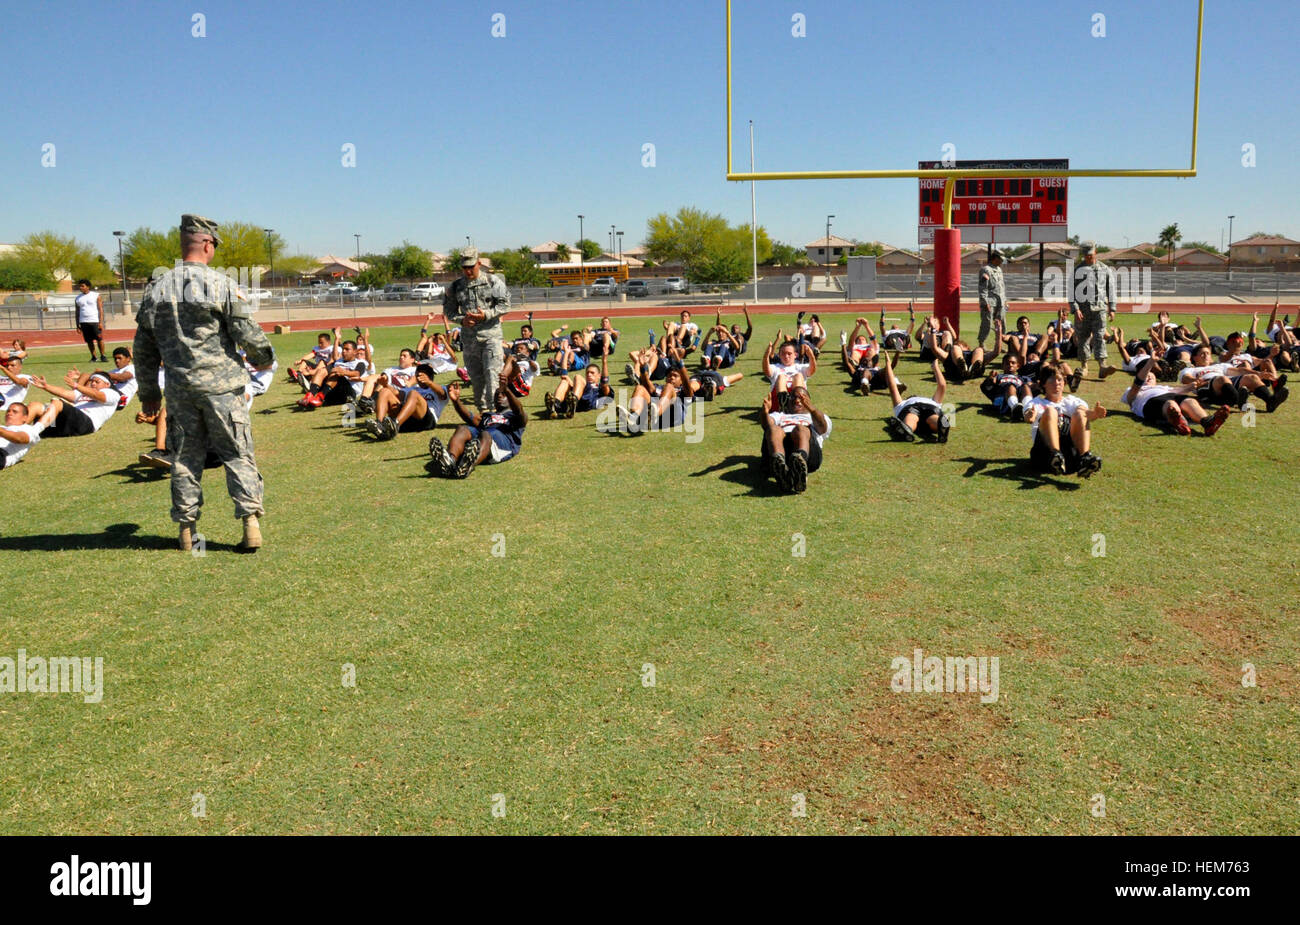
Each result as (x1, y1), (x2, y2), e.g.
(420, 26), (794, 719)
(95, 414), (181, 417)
(74, 389), (117, 432)
(1027, 394), (1088, 442)
(312, 344), (335, 362)
(516, 359), (540, 388)
(1178, 363), (1234, 384)
(385, 365), (417, 390)
(111, 363), (138, 404)
(244, 357), (277, 398)
(0, 422), (42, 468)
(768, 361), (811, 386)
(0, 374), (28, 409)
(1123, 382), (1175, 418)
(75, 291), (100, 324)
(894, 396), (942, 421)
(424, 345), (456, 374)
(768, 411), (832, 447)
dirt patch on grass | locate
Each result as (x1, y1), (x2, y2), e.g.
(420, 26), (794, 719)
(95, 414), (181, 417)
(1164, 594), (1298, 700)
(697, 685), (1018, 834)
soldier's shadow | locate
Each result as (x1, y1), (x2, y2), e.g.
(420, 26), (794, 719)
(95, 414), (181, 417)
(0, 522), (228, 552)
(95, 461), (169, 483)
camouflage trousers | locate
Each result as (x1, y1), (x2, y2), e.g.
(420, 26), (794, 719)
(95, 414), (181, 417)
(978, 301), (1006, 347)
(166, 384), (264, 524)
(1077, 308), (1109, 364)
(462, 331), (504, 410)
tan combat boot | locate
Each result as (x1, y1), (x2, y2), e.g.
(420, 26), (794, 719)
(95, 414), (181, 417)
(178, 522), (195, 552)
(240, 514), (263, 551)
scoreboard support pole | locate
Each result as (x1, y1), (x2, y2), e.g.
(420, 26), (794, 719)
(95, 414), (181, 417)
(933, 177), (962, 335)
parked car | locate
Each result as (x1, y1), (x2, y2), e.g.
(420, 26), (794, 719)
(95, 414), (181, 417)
(327, 282), (358, 294)
(381, 284), (412, 301)
(348, 286), (382, 301)
(664, 277), (687, 293)
(307, 279), (330, 289)
(285, 289), (321, 303)
(247, 288), (274, 302)
(589, 276), (618, 296)
(411, 282), (445, 301)
(624, 279), (650, 298)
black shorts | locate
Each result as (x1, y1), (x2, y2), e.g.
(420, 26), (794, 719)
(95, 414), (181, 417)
(759, 431), (823, 473)
(47, 403), (94, 438)
(1141, 393), (1183, 426)
(1030, 424), (1078, 473)
(399, 408), (436, 433)
(323, 379), (355, 406)
(78, 322), (102, 344)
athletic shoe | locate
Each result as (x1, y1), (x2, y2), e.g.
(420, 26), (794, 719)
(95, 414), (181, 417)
(427, 437), (452, 475)
(364, 418), (384, 438)
(383, 416), (399, 440)
(624, 362), (638, 383)
(1049, 451), (1068, 475)
(1202, 405), (1231, 436)
(306, 391), (324, 408)
(1076, 452), (1102, 479)
(859, 376), (871, 397)
(1067, 369), (1083, 391)
(616, 404), (643, 436)
(355, 395), (375, 414)
(544, 392), (556, 418)
(454, 438), (480, 478)
(1266, 385), (1290, 413)
(139, 449), (173, 469)
(564, 393), (577, 418)
(296, 394), (312, 409)
(788, 451), (808, 493)
(698, 377), (717, 402)
(1167, 405), (1192, 435)
(1275, 374), (1289, 390)
(885, 416), (915, 442)
(769, 452), (792, 492)
(456, 367), (471, 383)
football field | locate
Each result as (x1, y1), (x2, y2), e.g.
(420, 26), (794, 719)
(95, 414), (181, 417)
(2, 310), (1296, 834)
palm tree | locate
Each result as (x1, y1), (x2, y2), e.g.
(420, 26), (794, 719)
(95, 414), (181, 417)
(555, 242), (571, 263)
(1158, 223), (1182, 265)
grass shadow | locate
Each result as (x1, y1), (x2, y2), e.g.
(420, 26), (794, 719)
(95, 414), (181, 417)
(691, 454), (784, 497)
(0, 521), (243, 552)
(94, 461), (169, 484)
(954, 456), (1082, 491)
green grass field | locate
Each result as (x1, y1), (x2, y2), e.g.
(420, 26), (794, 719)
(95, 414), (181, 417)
(2, 310), (1297, 835)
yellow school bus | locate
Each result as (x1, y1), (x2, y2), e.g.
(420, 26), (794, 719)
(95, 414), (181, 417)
(539, 261), (629, 287)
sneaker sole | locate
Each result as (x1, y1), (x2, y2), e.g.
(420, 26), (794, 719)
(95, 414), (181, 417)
(139, 453), (172, 469)
(789, 454), (808, 493)
(769, 454), (792, 491)
(455, 439), (480, 478)
(1077, 456), (1102, 479)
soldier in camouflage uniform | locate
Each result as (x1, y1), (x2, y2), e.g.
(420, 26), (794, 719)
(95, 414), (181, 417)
(977, 248), (1007, 349)
(1069, 241), (1115, 387)
(442, 247), (509, 409)
(133, 215), (276, 552)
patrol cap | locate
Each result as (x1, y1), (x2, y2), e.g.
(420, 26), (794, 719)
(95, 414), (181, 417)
(1078, 241), (1097, 256)
(989, 248), (1005, 260)
(460, 246), (479, 267)
(180, 214), (221, 246)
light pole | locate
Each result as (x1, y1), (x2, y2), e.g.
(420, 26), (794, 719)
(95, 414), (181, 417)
(112, 231), (127, 312)
(263, 228), (275, 292)
(1227, 215), (1235, 279)
(578, 214), (585, 290)
(616, 230), (623, 266)
(825, 214), (835, 286)
(354, 234), (361, 261)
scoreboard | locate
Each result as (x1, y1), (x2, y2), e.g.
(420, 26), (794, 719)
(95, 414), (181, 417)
(918, 158), (1068, 245)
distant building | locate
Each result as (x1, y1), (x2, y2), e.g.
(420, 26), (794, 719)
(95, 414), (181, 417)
(1167, 247), (1227, 267)
(1096, 246), (1157, 267)
(1229, 235), (1300, 264)
(530, 240), (577, 264)
(311, 255), (369, 279)
(921, 243), (996, 266)
(1008, 242), (1077, 266)
(804, 235), (856, 265)
(876, 246), (922, 268)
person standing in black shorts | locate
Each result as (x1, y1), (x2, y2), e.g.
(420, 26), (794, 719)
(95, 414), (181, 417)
(74, 279), (106, 363)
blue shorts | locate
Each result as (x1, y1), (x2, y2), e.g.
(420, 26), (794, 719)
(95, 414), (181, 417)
(476, 426), (520, 463)
(571, 354), (589, 371)
(400, 385), (437, 402)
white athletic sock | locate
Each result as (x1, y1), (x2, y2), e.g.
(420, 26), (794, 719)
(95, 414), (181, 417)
(1007, 395), (1020, 411)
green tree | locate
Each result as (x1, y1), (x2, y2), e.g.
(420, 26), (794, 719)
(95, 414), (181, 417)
(389, 241), (433, 281)
(443, 248), (464, 274)
(485, 246), (549, 287)
(554, 243), (571, 263)
(1182, 240), (1223, 256)
(575, 238), (603, 261)
(851, 240), (885, 257)
(121, 227), (180, 281)
(0, 256), (56, 291)
(691, 249), (749, 287)
(644, 207), (772, 282)
(763, 241), (806, 266)
(211, 223), (284, 272)
(1004, 245), (1032, 258)
(355, 266), (392, 289)
(1158, 223), (1182, 263)
(273, 254), (319, 283)
(14, 231), (101, 286)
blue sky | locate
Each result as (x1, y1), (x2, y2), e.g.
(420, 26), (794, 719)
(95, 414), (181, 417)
(2, 0), (1296, 259)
